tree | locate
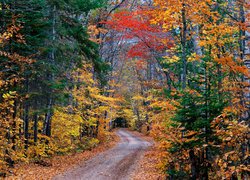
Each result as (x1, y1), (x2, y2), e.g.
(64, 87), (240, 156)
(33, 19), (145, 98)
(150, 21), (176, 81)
(0, 0), (111, 174)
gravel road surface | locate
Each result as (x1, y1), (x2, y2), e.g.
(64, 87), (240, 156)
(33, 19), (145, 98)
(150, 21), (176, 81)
(53, 129), (151, 180)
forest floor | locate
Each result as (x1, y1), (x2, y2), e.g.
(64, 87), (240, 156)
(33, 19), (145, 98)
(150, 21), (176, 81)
(7, 129), (163, 180)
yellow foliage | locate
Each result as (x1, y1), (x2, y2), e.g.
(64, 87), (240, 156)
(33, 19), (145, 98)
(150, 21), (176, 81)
(132, 95), (144, 101)
(163, 55), (180, 64)
(51, 108), (82, 152)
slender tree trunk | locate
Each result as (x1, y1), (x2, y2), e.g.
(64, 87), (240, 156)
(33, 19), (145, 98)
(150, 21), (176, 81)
(43, 4), (57, 137)
(33, 113), (38, 143)
(239, 3), (250, 179)
(24, 101), (29, 149)
(181, 2), (187, 89)
(217, 63), (222, 101)
(33, 98), (38, 144)
(12, 99), (17, 151)
(192, 25), (202, 90)
(44, 97), (52, 136)
(243, 1), (250, 120)
(24, 78), (30, 150)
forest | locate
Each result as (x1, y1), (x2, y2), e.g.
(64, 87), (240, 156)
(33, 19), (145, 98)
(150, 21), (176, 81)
(0, 0), (249, 179)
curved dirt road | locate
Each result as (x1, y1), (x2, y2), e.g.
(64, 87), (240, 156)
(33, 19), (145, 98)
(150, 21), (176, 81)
(53, 129), (151, 180)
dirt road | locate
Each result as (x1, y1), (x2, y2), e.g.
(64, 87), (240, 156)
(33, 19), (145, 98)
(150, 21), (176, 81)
(53, 129), (151, 180)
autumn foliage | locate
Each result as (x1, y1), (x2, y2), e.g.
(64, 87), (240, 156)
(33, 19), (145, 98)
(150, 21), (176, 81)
(0, 0), (119, 176)
(0, 0), (250, 179)
(106, 0), (249, 179)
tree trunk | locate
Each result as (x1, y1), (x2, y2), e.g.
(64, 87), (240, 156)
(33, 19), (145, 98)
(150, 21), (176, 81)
(11, 99), (17, 151)
(181, 2), (187, 89)
(44, 97), (52, 136)
(189, 149), (199, 180)
(243, 1), (250, 120)
(24, 102), (29, 150)
(33, 112), (38, 143)
(24, 78), (30, 150)
(42, 4), (56, 137)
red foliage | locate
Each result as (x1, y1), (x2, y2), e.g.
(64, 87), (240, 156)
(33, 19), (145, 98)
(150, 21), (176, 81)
(105, 9), (173, 61)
